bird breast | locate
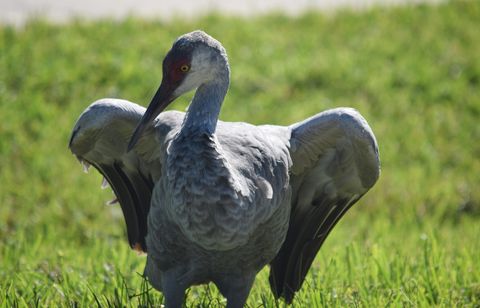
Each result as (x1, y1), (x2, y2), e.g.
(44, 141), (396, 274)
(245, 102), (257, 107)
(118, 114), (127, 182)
(160, 133), (256, 251)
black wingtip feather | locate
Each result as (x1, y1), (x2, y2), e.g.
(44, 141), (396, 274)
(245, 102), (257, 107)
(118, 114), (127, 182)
(95, 162), (151, 253)
(269, 196), (361, 304)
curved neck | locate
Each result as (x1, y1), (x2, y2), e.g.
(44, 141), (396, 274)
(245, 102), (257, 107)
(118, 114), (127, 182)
(181, 73), (229, 135)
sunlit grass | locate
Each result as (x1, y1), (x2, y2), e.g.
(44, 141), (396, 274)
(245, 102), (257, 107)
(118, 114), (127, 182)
(1, 1), (479, 306)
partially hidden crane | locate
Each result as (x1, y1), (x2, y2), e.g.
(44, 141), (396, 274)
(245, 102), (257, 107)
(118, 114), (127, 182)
(69, 30), (380, 308)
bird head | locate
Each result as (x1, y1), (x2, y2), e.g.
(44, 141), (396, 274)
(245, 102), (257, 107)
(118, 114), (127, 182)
(127, 30), (229, 151)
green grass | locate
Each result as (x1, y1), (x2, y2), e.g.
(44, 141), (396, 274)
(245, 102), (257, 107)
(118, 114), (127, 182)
(1, 0), (480, 306)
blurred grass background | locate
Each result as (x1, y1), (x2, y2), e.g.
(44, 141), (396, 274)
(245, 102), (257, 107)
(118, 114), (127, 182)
(1, 0), (479, 306)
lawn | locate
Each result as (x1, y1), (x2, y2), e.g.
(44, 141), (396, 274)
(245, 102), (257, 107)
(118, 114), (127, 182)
(1, 0), (479, 306)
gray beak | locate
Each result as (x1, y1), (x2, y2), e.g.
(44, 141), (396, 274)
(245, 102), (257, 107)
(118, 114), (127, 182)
(127, 82), (175, 151)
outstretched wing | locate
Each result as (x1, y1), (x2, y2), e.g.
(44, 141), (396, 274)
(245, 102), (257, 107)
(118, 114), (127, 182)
(269, 107), (380, 303)
(69, 99), (182, 252)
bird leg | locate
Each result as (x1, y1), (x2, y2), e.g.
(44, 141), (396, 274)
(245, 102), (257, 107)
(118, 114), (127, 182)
(215, 273), (256, 308)
(161, 269), (188, 308)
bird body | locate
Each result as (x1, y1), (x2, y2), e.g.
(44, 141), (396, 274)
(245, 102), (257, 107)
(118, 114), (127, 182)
(69, 31), (380, 307)
(145, 111), (292, 298)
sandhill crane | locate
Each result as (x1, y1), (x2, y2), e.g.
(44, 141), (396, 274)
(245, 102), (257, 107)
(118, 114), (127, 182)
(69, 30), (380, 308)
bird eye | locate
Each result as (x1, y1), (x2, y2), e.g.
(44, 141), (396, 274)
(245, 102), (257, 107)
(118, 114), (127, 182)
(180, 65), (190, 72)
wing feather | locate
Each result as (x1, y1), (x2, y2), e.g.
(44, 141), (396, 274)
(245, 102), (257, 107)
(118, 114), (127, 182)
(269, 108), (380, 303)
(69, 99), (182, 252)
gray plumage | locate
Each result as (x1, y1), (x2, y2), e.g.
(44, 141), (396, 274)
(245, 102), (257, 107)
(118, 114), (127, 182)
(69, 30), (380, 307)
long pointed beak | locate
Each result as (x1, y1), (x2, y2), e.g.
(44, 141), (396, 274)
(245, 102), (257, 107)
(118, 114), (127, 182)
(127, 82), (175, 151)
